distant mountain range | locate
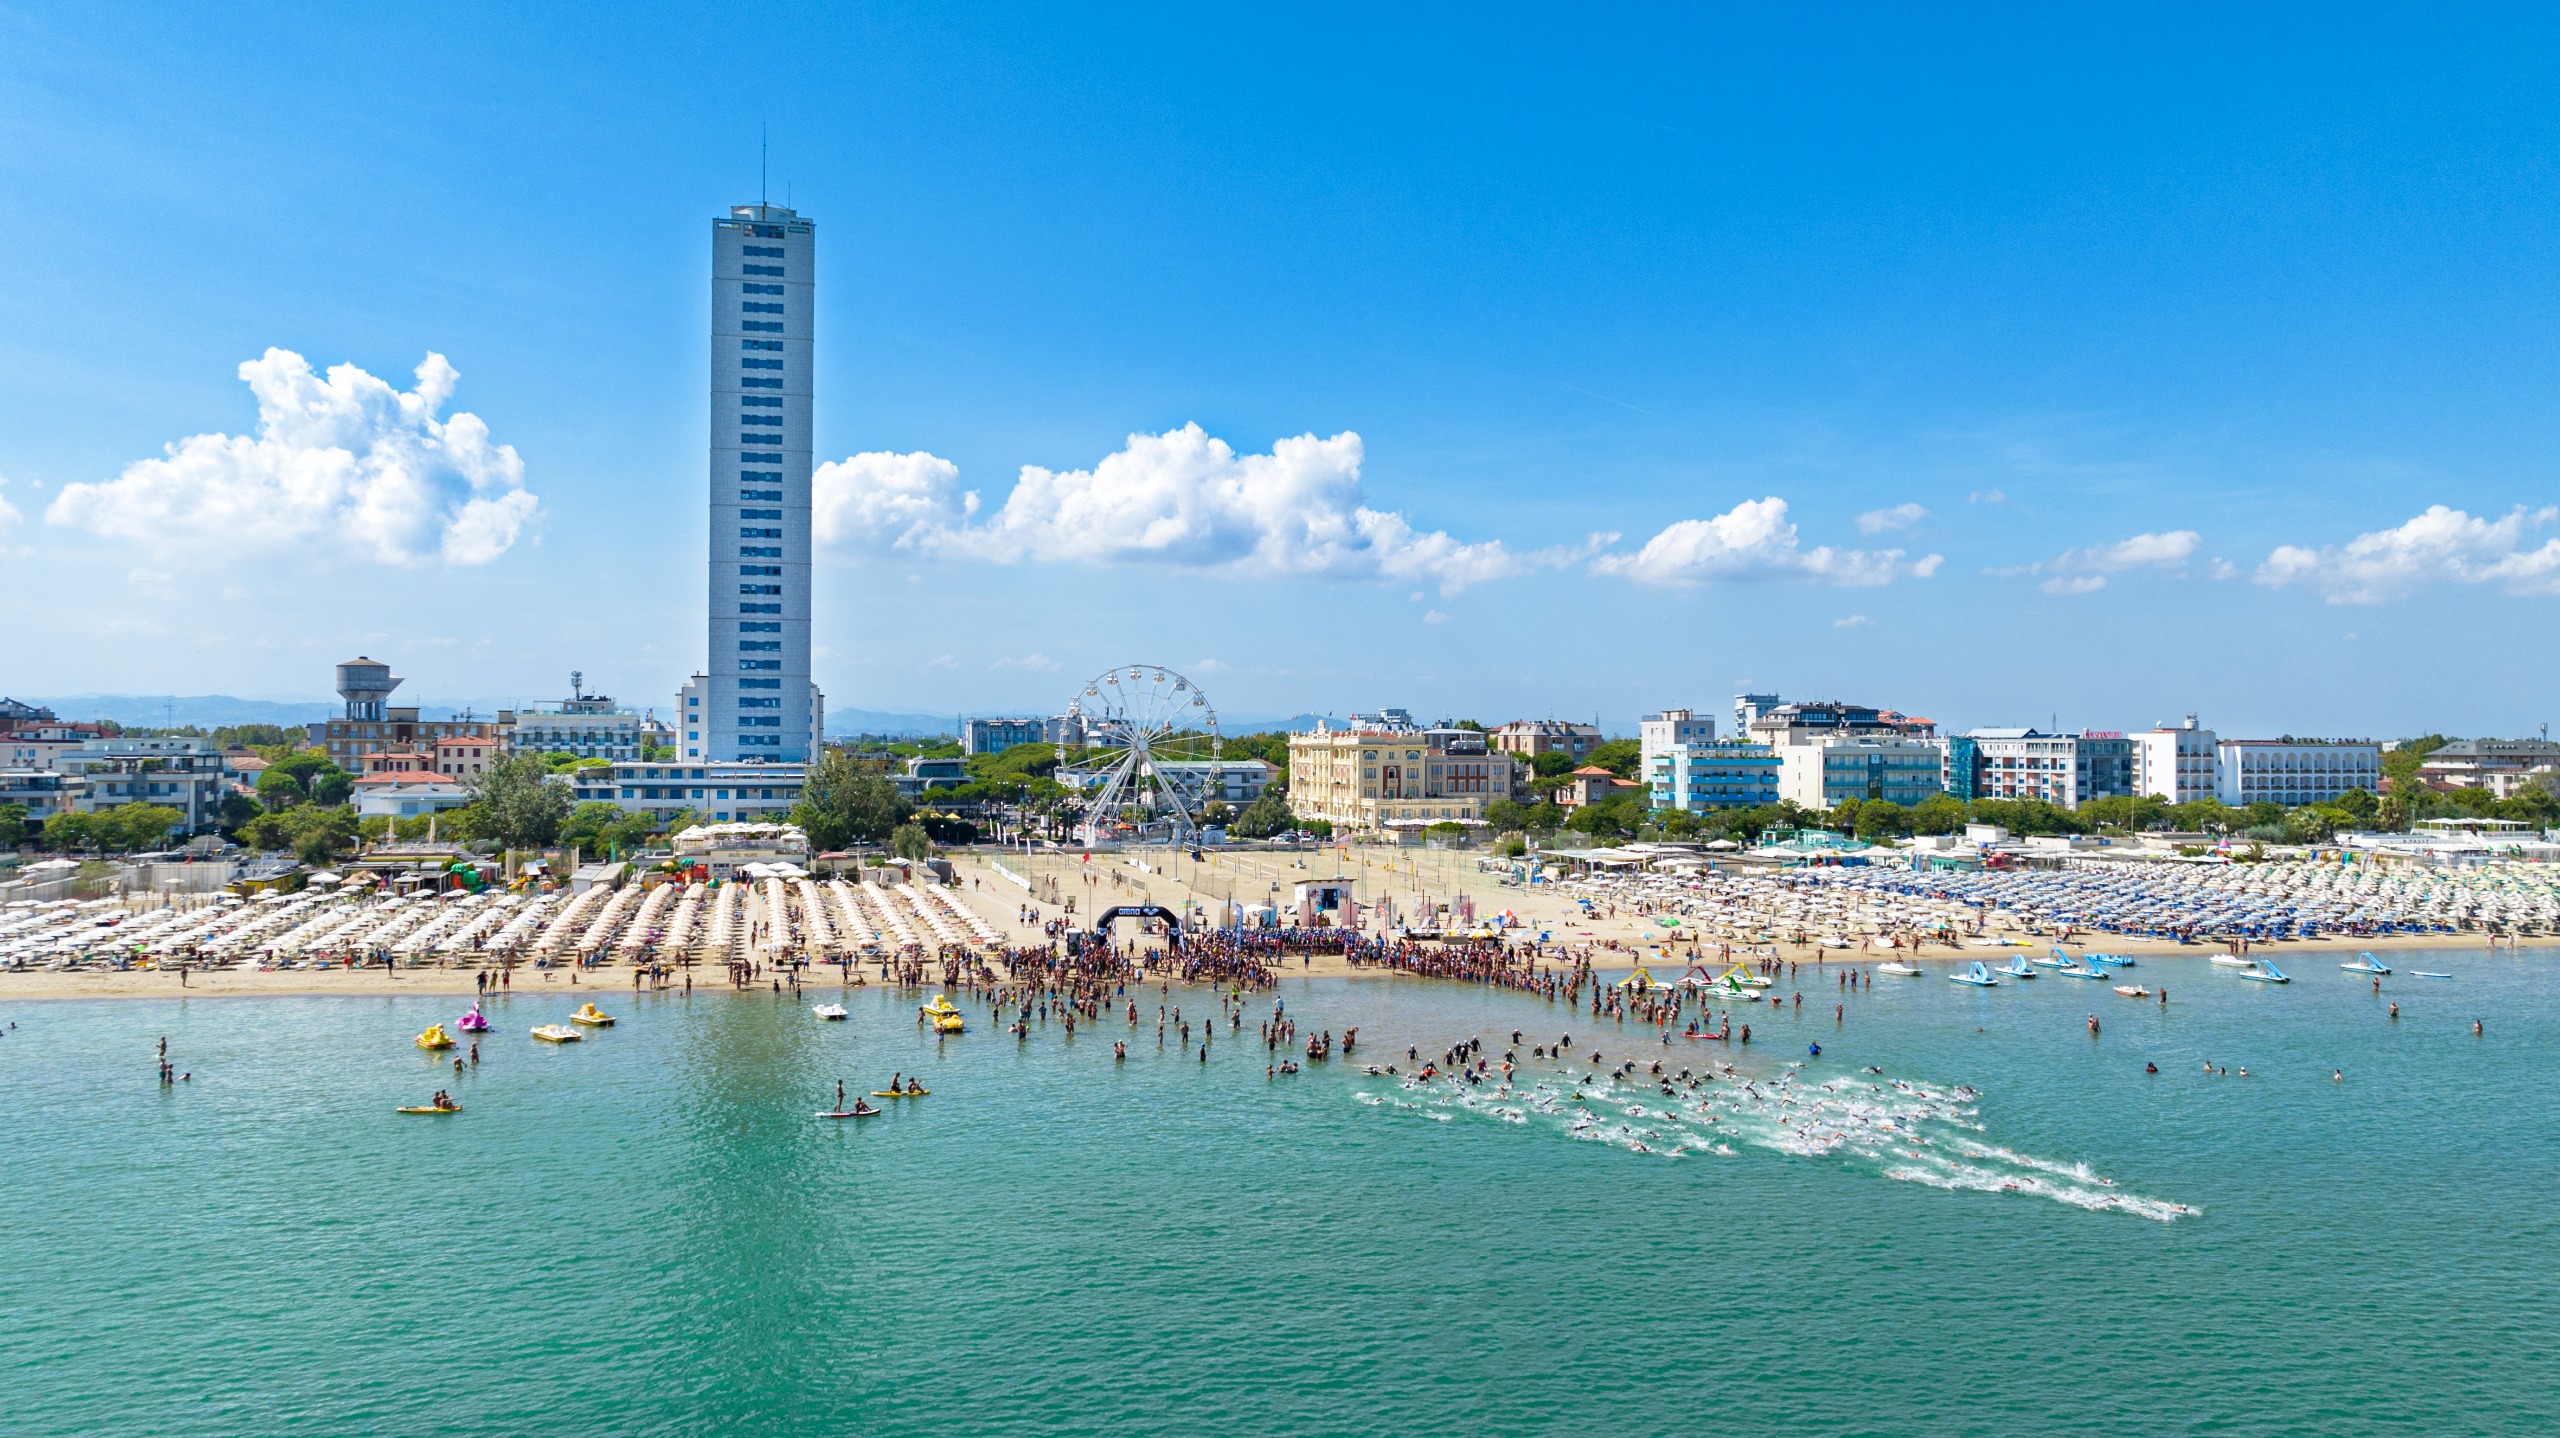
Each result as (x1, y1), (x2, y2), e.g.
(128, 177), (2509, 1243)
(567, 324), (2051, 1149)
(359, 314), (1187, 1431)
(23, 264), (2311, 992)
(20, 694), (532, 729)
(21, 694), (340, 729)
(7, 697), (1593, 740)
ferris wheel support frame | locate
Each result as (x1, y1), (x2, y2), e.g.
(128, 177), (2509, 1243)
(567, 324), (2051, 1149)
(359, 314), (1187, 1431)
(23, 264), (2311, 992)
(1059, 664), (1222, 849)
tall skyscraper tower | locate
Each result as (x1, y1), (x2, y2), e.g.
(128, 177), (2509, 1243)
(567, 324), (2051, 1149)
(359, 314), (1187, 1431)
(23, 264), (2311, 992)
(706, 203), (815, 762)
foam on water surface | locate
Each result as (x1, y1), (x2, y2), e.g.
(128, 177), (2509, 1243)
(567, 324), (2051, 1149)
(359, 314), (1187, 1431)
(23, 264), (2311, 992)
(1356, 1062), (2198, 1222)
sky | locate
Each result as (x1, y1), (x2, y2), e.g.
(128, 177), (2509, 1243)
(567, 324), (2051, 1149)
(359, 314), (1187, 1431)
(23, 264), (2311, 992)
(3, 3), (2559, 738)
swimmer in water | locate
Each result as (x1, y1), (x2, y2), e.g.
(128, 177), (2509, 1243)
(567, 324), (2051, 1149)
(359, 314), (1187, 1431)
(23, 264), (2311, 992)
(2334, 1069), (2343, 1081)
(2475, 1020), (2484, 1036)
(2145, 1062), (2158, 1074)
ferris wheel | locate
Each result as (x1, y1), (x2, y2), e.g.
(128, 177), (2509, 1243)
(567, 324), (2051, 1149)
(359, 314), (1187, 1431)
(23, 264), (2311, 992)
(1059, 665), (1223, 846)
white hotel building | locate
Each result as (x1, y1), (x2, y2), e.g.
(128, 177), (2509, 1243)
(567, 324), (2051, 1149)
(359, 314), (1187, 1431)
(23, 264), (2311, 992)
(2214, 739), (2382, 808)
(2135, 714), (2382, 808)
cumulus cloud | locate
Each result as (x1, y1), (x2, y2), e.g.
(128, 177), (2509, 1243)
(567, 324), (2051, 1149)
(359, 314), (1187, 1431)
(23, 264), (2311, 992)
(812, 424), (1585, 595)
(1999, 529), (2201, 595)
(1834, 614), (1869, 628)
(0, 492), (18, 529)
(1591, 498), (1942, 588)
(812, 450), (975, 551)
(46, 349), (537, 565)
(1969, 488), (2007, 505)
(2257, 504), (2560, 603)
(1856, 502), (1929, 535)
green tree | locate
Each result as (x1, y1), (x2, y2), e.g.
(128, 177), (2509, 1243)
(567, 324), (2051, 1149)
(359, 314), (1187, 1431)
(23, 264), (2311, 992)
(2382, 736), (2450, 789)
(308, 769), (354, 806)
(47, 804), (185, 853)
(216, 790), (262, 835)
(1587, 738), (1642, 777)
(2169, 799), (2238, 834)
(255, 766), (309, 812)
(469, 755), (572, 850)
(890, 822), (932, 861)
(1853, 799), (1910, 840)
(560, 801), (633, 858)
(1908, 792), (1969, 836)
(0, 801), (24, 848)
(1564, 795), (1644, 840)
(791, 750), (912, 851)
(1530, 751), (1579, 780)
(240, 802), (358, 856)
(1229, 791), (1298, 839)
(295, 819), (353, 866)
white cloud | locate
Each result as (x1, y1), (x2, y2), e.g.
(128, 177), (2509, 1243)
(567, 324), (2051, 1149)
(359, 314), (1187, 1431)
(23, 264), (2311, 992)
(0, 493), (18, 530)
(1422, 609), (1451, 625)
(1969, 488), (2008, 505)
(1834, 614), (1869, 628)
(127, 568), (181, 602)
(811, 450), (975, 551)
(2256, 504), (2560, 603)
(990, 652), (1061, 672)
(2002, 529), (2201, 595)
(46, 349), (537, 566)
(1591, 497), (1942, 588)
(1856, 502), (1929, 535)
(812, 424), (1579, 595)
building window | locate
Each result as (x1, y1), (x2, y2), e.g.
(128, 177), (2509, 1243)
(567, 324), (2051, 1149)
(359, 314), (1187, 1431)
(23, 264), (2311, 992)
(741, 564), (781, 575)
(741, 660), (781, 670)
(743, 264), (785, 276)
(742, 283), (784, 295)
(742, 302), (784, 314)
(741, 339), (781, 351)
(740, 583), (781, 595)
(741, 508), (781, 519)
(740, 489), (782, 501)
(743, 321), (783, 333)
(740, 602), (780, 614)
(741, 546), (782, 557)
(741, 377), (783, 389)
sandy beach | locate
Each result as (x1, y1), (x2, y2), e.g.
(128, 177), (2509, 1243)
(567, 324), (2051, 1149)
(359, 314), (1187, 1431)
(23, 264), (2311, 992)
(8, 841), (2545, 1002)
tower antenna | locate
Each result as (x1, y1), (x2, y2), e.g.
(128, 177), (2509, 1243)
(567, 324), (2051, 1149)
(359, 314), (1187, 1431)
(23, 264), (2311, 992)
(760, 125), (768, 207)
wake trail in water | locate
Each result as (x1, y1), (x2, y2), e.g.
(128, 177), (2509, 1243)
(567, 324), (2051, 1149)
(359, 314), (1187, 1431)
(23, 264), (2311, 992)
(1356, 1064), (2197, 1222)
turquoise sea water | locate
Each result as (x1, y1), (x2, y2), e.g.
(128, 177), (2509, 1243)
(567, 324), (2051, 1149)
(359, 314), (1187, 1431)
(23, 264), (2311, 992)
(7, 948), (2557, 1436)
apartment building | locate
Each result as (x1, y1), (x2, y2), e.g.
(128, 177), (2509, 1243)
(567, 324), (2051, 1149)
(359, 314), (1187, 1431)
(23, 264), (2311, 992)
(1489, 719), (1601, 763)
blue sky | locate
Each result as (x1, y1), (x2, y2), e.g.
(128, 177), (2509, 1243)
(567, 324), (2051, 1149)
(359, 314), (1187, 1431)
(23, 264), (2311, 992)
(4, 4), (2558, 737)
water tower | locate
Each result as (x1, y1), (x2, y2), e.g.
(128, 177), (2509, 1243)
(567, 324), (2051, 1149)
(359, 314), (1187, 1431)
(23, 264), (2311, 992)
(336, 656), (402, 721)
